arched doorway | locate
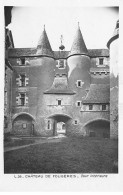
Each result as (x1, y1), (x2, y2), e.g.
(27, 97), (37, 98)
(48, 114), (72, 136)
(84, 120), (110, 138)
(12, 113), (35, 136)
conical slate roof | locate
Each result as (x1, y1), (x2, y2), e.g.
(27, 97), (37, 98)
(82, 84), (110, 103)
(68, 25), (88, 57)
(36, 27), (54, 58)
(44, 75), (75, 95)
(107, 20), (119, 48)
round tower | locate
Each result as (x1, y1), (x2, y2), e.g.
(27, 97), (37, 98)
(36, 25), (55, 91)
(107, 20), (119, 88)
(33, 26), (56, 134)
(67, 24), (91, 99)
(107, 20), (119, 139)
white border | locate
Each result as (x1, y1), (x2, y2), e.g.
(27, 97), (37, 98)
(0, 0), (123, 192)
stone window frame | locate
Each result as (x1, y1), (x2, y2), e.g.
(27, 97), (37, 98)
(96, 57), (108, 67)
(20, 73), (26, 87)
(102, 104), (107, 111)
(16, 92), (28, 107)
(17, 57), (30, 66)
(16, 73), (29, 87)
(74, 119), (78, 125)
(20, 93), (26, 106)
(47, 120), (51, 130)
(56, 98), (62, 106)
(76, 80), (84, 88)
(56, 59), (66, 69)
(89, 104), (93, 110)
(99, 58), (104, 65)
(76, 101), (81, 107)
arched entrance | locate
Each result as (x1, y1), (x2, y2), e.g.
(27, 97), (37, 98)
(84, 120), (110, 138)
(48, 114), (72, 136)
(12, 113), (35, 136)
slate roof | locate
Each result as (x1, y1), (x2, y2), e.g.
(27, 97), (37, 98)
(36, 28), (54, 58)
(44, 75), (75, 95)
(83, 84), (110, 103)
(68, 26), (88, 57)
(8, 48), (109, 58)
(107, 20), (119, 48)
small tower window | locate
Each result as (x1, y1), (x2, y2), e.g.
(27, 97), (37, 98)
(102, 104), (106, 111)
(57, 59), (65, 69)
(47, 120), (51, 130)
(58, 99), (61, 105)
(76, 80), (84, 88)
(74, 120), (78, 125)
(89, 104), (93, 110)
(76, 101), (81, 107)
(59, 60), (64, 68)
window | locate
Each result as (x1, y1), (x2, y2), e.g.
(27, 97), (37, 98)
(58, 99), (61, 105)
(76, 80), (84, 88)
(56, 59), (65, 69)
(20, 93), (25, 106)
(99, 58), (104, 65)
(16, 93), (28, 106)
(20, 74), (26, 87)
(89, 104), (93, 110)
(76, 101), (81, 107)
(102, 104), (106, 111)
(74, 120), (78, 125)
(59, 60), (65, 69)
(5, 91), (7, 105)
(47, 120), (51, 130)
(20, 58), (25, 65)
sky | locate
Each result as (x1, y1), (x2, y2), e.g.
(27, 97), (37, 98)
(8, 6), (119, 50)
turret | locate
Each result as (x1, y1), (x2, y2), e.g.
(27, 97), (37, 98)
(35, 26), (55, 124)
(68, 23), (88, 57)
(67, 23), (91, 99)
(107, 20), (119, 87)
(36, 25), (54, 58)
(107, 20), (119, 139)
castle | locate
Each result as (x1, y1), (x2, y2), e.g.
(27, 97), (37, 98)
(4, 19), (119, 139)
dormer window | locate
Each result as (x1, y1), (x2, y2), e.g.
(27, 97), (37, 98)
(96, 57), (107, 67)
(99, 58), (104, 65)
(56, 59), (66, 69)
(20, 58), (25, 65)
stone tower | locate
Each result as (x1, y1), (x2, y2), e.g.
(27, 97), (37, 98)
(35, 26), (56, 134)
(107, 20), (119, 138)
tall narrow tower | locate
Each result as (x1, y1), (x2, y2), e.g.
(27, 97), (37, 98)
(35, 26), (55, 133)
(107, 20), (119, 138)
(67, 24), (91, 100)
